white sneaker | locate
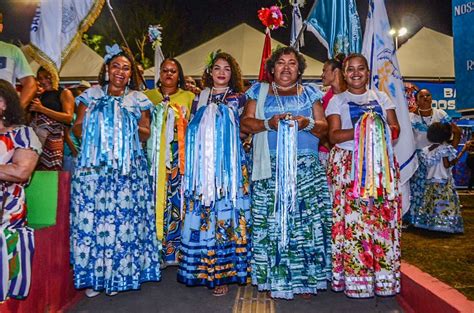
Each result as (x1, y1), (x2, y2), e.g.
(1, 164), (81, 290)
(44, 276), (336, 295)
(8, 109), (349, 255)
(85, 289), (101, 298)
(107, 291), (118, 296)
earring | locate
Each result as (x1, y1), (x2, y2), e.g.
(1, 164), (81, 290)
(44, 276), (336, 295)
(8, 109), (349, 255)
(105, 69), (109, 81)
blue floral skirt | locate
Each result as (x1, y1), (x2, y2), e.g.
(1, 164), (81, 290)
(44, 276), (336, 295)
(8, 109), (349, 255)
(70, 157), (161, 293)
(409, 150), (427, 223)
(413, 178), (464, 233)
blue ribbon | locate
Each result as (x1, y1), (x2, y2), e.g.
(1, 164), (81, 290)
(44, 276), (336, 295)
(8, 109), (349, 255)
(274, 119), (298, 250)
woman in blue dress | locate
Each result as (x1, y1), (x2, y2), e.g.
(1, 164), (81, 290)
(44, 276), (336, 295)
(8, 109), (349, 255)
(178, 51), (251, 296)
(241, 46), (332, 299)
(70, 45), (161, 297)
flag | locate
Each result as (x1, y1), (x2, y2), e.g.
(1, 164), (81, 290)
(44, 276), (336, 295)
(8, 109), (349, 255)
(259, 28), (272, 81)
(154, 46), (164, 85)
(362, 0), (418, 214)
(306, 0), (362, 58)
(25, 0), (105, 88)
(290, 1), (304, 51)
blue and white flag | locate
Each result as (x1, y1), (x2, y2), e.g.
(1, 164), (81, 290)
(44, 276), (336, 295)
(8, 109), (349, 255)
(362, 0), (418, 213)
(306, 0), (362, 58)
(290, 1), (304, 51)
(25, 0), (105, 88)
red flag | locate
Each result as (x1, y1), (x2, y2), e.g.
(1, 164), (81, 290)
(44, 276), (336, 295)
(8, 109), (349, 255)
(259, 28), (272, 81)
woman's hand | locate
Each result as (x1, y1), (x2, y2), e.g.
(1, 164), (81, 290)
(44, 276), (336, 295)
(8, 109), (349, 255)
(268, 113), (287, 130)
(29, 98), (45, 113)
(292, 115), (310, 130)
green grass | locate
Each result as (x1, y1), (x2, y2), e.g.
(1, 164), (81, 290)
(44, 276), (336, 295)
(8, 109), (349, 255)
(402, 194), (474, 300)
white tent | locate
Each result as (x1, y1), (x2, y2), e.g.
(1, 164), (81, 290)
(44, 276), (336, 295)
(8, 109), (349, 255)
(397, 27), (454, 80)
(145, 23), (324, 79)
(23, 42), (103, 81)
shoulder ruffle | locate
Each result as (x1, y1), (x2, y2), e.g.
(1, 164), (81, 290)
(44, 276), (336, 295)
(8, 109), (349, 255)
(245, 82), (262, 100)
(12, 126), (42, 155)
(302, 83), (323, 104)
(75, 86), (103, 107)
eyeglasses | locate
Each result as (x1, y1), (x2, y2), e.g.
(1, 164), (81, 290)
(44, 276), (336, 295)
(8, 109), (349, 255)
(161, 68), (177, 74)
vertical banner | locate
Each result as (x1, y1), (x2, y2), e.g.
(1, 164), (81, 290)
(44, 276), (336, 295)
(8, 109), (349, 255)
(362, 0), (418, 215)
(453, 1), (474, 113)
(306, 0), (362, 58)
(25, 0), (105, 88)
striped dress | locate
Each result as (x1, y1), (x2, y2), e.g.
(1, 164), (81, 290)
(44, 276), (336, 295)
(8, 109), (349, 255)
(246, 83), (332, 300)
(0, 126), (42, 300)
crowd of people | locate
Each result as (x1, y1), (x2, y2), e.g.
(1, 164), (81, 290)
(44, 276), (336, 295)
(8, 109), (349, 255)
(1, 12), (471, 302)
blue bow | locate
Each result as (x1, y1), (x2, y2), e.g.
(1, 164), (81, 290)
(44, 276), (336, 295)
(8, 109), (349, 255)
(104, 44), (123, 63)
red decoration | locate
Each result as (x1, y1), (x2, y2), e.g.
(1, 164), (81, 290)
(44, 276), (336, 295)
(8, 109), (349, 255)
(257, 5), (284, 30)
(259, 28), (272, 82)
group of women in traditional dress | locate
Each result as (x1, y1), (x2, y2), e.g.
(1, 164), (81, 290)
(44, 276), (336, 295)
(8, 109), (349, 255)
(64, 44), (407, 301)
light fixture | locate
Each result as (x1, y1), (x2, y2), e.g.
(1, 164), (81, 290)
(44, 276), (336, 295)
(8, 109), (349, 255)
(390, 27), (408, 50)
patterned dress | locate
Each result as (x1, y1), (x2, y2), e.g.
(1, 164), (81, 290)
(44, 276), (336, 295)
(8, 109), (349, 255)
(145, 88), (195, 266)
(30, 89), (65, 170)
(178, 91), (251, 288)
(408, 109), (451, 223)
(247, 83), (332, 300)
(70, 86), (161, 293)
(414, 144), (464, 233)
(0, 126), (42, 300)
(326, 90), (401, 298)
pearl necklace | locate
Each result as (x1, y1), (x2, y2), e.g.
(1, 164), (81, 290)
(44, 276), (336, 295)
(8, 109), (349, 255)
(271, 81), (300, 116)
(208, 86), (230, 105)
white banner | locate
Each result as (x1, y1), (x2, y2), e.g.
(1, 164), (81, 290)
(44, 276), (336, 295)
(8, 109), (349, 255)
(362, 0), (418, 214)
(26, 0), (105, 87)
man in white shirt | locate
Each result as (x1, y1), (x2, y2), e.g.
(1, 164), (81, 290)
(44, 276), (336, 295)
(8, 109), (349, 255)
(0, 13), (37, 108)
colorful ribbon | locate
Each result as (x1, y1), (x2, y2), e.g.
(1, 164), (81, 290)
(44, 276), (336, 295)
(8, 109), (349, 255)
(352, 111), (396, 201)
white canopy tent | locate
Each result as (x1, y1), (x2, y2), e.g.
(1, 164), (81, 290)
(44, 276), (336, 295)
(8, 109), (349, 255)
(397, 27), (454, 80)
(23, 42), (103, 82)
(145, 23), (324, 80)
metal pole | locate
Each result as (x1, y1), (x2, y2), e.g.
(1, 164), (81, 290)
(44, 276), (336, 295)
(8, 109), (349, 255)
(291, 0), (319, 49)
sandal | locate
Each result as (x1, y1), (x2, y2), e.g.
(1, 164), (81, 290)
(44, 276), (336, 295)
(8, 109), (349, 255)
(212, 285), (229, 297)
(301, 293), (312, 300)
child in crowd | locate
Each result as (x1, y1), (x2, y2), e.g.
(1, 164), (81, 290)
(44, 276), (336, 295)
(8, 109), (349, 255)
(413, 122), (471, 233)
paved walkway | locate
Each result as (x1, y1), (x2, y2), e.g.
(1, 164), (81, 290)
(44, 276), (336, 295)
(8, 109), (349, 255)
(71, 268), (403, 313)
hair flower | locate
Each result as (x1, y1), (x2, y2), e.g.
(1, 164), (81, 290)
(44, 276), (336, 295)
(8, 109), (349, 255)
(148, 25), (163, 50)
(204, 49), (222, 73)
(104, 44), (123, 63)
(258, 5), (285, 30)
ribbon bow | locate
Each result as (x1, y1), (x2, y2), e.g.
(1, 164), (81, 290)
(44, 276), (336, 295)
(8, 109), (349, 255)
(104, 44), (123, 63)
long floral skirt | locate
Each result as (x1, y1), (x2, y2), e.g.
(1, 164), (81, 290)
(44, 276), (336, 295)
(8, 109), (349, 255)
(328, 147), (401, 298)
(413, 178), (464, 233)
(251, 153), (332, 300)
(177, 192), (251, 288)
(408, 150), (427, 223)
(162, 141), (184, 265)
(70, 157), (161, 293)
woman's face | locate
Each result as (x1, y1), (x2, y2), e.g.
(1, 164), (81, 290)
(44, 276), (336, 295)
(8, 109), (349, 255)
(160, 60), (179, 89)
(343, 56), (369, 94)
(211, 58), (231, 88)
(108, 56), (132, 89)
(273, 52), (299, 87)
(37, 70), (53, 91)
(416, 89), (433, 109)
(321, 63), (336, 87)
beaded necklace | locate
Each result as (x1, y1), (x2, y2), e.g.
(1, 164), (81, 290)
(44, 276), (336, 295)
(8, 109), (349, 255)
(271, 82), (300, 117)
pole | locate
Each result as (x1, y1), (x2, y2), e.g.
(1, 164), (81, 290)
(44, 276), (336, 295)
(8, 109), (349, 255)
(106, 0), (147, 89)
(290, 0), (319, 49)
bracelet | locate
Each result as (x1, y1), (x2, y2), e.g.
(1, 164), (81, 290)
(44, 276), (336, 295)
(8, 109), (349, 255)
(303, 117), (315, 131)
(264, 118), (273, 131)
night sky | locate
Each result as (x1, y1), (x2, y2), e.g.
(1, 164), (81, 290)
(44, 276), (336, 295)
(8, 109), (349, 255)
(0, 0), (453, 62)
